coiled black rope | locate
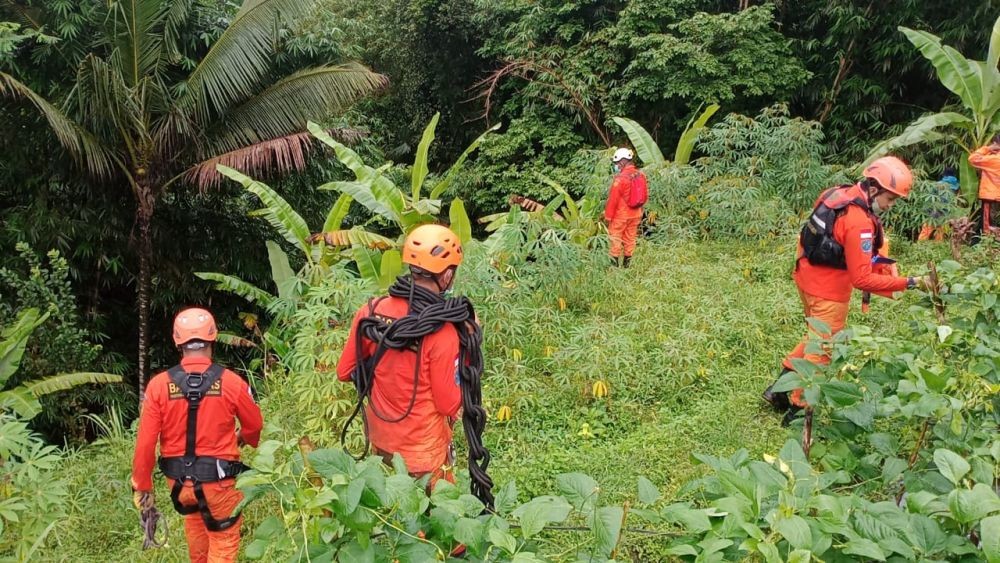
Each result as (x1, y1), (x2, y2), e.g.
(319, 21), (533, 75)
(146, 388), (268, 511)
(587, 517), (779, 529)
(341, 275), (494, 508)
(138, 494), (167, 549)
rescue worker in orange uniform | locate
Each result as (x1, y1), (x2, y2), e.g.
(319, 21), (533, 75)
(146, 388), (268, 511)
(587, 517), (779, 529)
(968, 135), (1000, 235)
(132, 308), (263, 563)
(604, 148), (647, 267)
(762, 156), (928, 425)
(337, 225), (468, 487)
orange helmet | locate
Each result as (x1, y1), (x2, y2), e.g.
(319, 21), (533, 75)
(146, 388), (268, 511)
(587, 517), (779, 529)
(172, 308), (217, 346)
(402, 224), (463, 274)
(864, 156), (912, 197)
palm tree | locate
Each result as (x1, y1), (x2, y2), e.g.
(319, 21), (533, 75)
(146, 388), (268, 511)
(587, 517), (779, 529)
(0, 0), (386, 394)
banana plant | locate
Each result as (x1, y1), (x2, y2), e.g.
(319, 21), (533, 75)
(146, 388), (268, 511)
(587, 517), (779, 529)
(867, 16), (1000, 206)
(611, 103), (720, 169)
(0, 309), (121, 420)
(308, 114), (497, 236)
(206, 165), (395, 294)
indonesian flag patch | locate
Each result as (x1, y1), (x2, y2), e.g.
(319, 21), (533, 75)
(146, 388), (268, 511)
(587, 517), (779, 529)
(860, 230), (874, 253)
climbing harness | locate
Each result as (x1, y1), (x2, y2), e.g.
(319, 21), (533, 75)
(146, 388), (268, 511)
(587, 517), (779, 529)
(341, 275), (494, 508)
(158, 364), (250, 531)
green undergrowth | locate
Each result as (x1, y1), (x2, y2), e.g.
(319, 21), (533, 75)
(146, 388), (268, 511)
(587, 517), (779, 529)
(41, 238), (953, 561)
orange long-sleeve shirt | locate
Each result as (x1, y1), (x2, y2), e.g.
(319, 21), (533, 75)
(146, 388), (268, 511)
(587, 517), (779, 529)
(794, 198), (908, 303)
(604, 164), (645, 222)
(131, 357), (262, 491)
(337, 297), (462, 474)
(969, 146), (1000, 201)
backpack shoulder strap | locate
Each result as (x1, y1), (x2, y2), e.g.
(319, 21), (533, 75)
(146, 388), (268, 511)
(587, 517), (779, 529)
(167, 363), (225, 460)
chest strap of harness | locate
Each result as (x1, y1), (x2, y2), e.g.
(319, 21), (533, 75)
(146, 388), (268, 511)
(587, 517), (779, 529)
(158, 364), (248, 532)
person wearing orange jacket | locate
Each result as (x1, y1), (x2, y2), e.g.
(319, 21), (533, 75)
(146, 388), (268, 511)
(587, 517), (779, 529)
(338, 224), (492, 511)
(762, 156), (929, 425)
(968, 135), (1000, 235)
(132, 308), (263, 563)
(604, 148), (647, 267)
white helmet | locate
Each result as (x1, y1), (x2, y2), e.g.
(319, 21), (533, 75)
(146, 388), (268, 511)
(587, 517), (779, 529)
(612, 148), (634, 163)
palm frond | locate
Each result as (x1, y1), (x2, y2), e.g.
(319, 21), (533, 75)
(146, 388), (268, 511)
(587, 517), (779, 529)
(195, 272), (275, 306)
(24, 373), (123, 397)
(1, 72), (116, 177)
(184, 0), (315, 119)
(73, 54), (137, 140)
(111, 0), (168, 86)
(207, 63), (386, 152)
(186, 128), (364, 189)
(163, 0), (196, 61)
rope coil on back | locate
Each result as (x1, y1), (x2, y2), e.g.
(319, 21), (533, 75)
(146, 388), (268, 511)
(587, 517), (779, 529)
(341, 275), (494, 508)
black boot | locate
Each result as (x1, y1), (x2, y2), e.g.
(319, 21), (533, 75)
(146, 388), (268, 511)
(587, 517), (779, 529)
(610, 256), (621, 268)
(762, 368), (792, 411)
(622, 256), (632, 268)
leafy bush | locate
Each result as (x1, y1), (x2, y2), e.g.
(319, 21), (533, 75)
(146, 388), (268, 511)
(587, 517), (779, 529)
(0, 244), (127, 442)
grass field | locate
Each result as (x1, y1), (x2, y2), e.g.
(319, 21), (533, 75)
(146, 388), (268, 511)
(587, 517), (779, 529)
(42, 237), (953, 561)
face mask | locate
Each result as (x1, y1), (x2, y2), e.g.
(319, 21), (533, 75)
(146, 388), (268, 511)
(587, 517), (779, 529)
(870, 198), (882, 215)
(612, 163), (621, 173)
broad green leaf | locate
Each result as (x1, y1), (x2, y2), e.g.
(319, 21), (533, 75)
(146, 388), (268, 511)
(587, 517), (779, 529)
(934, 448), (971, 486)
(661, 503), (711, 533)
(675, 103), (719, 165)
(310, 123), (405, 222)
(265, 241), (296, 301)
(322, 193), (353, 232)
(319, 180), (397, 224)
(352, 247), (382, 287)
(908, 514), (947, 554)
(901, 27), (984, 113)
(454, 518), (486, 554)
(590, 506), (624, 558)
(538, 175), (579, 222)
(787, 549), (812, 563)
(664, 544), (698, 557)
(555, 473), (600, 514)
(22, 373), (121, 397)
(821, 380), (863, 407)
(378, 249), (402, 291)
(429, 123), (500, 199)
(449, 199), (472, 244)
(494, 481), (518, 516)
(0, 387), (41, 419)
(757, 541), (781, 563)
(774, 515), (811, 550)
(511, 495), (571, 538)
(412, 113), (439, 201)
(195, 272), (274, 306)
(843, 537), (886, 561)
(865, 112), (972, 165)
(219, 165), (310, 253)
(487, 526), (517, 554)
(981, 514), (1000, 563)
(611, 117), (665, 167)
(637, 476), (660, 505)
(948, 484), (1000, 524)
(0, 309), (48, 386)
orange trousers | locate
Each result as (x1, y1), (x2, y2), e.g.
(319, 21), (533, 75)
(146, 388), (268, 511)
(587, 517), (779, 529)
(168, 479), (243, 563)
(782, 289), (849, 407)
(917, 224), (945, 241)
(608, 216), (641, 258)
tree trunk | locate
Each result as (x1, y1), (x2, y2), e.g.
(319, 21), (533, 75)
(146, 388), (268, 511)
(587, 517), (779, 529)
(136, 183), (155, 398)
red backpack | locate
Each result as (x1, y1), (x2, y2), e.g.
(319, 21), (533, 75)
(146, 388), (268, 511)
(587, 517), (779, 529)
(625, 170), (648, 208)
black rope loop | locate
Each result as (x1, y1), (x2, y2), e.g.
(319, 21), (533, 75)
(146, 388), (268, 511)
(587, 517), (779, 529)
(341, 275), (494, 508)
